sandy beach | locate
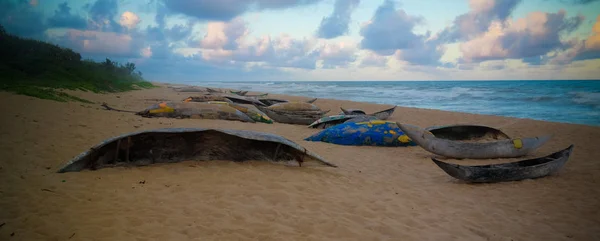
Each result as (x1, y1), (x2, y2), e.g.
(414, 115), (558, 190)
(0, 83), (599, 241)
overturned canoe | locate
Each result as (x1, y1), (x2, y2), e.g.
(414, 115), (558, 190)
(425, 124), (511, 141)
(344, 115), (379, 123)
(185, 94), (266, 106)
(398, 123), (551, 159)
(245, 93), (269, 97)
(206, 88), (224, 93)
(171, 87), (205, 92)
(371, 106), (396, 120)
(308, 115), (380, 129)
(184, 95), (234, 103)
(308, 115), (361, 129)
(137, 102), (255, 123)
(339, 106), (396, 120)
(305, 120), (416, 147)
(206, 101), (273, 124)
(339, 108), (366, 115)
(230, 90), (249, 96)
(259, 98), (288, 106)
(267, 102), (321, 112)
(259, 98), (317, 106)
(56, 128), (338, 172)
(257, 107), (329, 125)
(432, 145), (574, 183)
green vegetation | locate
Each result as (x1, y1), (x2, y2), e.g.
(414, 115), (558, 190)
(0, 25), (156, 103)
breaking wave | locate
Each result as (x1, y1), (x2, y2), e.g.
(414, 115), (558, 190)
(189, 80), (600, 126)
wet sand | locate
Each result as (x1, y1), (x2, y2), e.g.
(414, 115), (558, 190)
(0, 83), (599, 241)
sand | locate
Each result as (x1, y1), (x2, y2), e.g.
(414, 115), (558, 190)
(0, 83), (599, 241)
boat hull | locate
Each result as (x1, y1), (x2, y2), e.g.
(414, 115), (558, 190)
(398, 123), (551, 159)
(432, 145), (574, 183)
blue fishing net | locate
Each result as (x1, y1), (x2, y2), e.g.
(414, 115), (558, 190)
(304, 121), (417, 147)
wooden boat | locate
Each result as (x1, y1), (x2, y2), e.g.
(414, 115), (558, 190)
(259, 98), (288, 106)
(308, 115), (360, 129)
(258, 107), (329, 125)
(431, 145), (574, 183)
(425, 124), (511, 141)
(397, 123), (551, 159)
(339, 106), (396, 120)
(258, 98), (316, 106)
(267, 102), (321, 112)
(185, 94), (266, 106)
(56, 128), (338, 172)
(245, 93), (268, 97)
(206, 88), (223, 93)
(230, 90), (249, 96)
(102, 102), (256, 123)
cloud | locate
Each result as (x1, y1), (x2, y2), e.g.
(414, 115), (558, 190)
(119, 11), (141, 30)
(558, 0), (600, 4)
(51, 29), (141, 58)
(439, 0), (523, 42)
(359, 0), (425, 56)
(549, 15), (600, 64)
(393, 38), (446, 66)
(315, 0), (360, 39)
(85, 0), (124, 32)
(200, 17), (248, 50)
(47, 2), (87, 30)
(197, 18), (360, 70)
(163, 0), (323, 21)
(359, 51), (389, 68)
(232, 34), (322, 69)
(319, 41), (358, 68)
(459, 10), (584, 63)
(0, 0), (47, 38)
(130, 55), (288, 82)
(358, 0), (446, 66)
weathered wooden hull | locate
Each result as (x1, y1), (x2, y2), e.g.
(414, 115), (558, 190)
(398, 123), (551, 159)
(258, 107), (327, 125)
(339, 106), (396, 120)
(184, 96), (234, 103)
(308, 115), (359, 129)
(230, 90), (249, 96)
(267, 102), (321, 111)
(432, 145), (574, 183)
(207, 102), (273, 124)
(371, 106), (396, 120)
(56, 128), (338, 172)
(339, 108), (366, 115)
(425, 124), (511, 141)
(305, 121), (416, 147)
(259, 98), (288, 106)
(137, 102), (255, 123)
(185, 94), (266, 106)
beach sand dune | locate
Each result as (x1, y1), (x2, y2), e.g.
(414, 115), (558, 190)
(1, 84), (599, 241)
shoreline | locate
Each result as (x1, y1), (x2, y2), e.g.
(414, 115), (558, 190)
(161, 81), (600, 128)
(1, 84), (599, 240)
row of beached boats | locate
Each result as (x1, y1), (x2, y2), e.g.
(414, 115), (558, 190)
(60, 87), (574, 184)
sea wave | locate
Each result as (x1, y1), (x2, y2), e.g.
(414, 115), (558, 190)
(570, 92), (600, 108)
(192, 81), (600, 126)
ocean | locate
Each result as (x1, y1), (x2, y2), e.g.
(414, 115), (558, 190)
(184, 80), (600, 127)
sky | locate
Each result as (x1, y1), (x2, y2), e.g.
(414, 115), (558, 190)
(1, 0), (600, 82)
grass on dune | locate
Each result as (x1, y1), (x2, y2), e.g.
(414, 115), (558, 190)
(0, 25), (156, 103)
